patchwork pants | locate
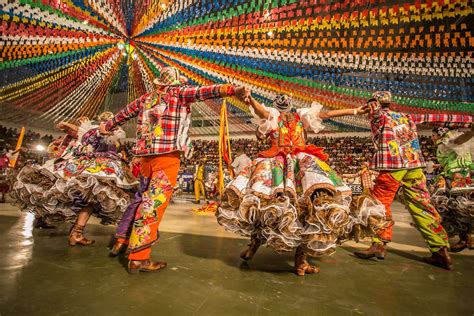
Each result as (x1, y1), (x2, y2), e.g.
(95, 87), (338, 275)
(124, 153), (180, 261)
(371, 168), (449, 253)
(115, 176), (147, 240)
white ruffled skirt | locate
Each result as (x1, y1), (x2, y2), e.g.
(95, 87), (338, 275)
(11, 157), (138, 224)
(216, 152), (392, 256)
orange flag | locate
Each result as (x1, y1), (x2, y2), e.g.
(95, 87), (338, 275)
(9, 126), (25, 168)
(218, 101), (233, 199)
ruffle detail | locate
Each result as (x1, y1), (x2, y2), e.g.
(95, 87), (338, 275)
(432, 191), (473, 236)
(345, 194), (395, 242)
(217, 189), (392, 256)
(45, 176), (130, 224)
(297, 102), (325, 134)
(249, 104), (280, 136)
(11, 164), (131, 224)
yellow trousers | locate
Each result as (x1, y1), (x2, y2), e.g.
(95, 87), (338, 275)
(194, 179), (207, 202)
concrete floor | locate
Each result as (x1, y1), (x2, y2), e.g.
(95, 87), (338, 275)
(0, 196), (473, 316)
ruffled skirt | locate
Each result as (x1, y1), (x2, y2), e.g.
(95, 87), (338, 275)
(216, 152), (392, 256)
(431, 178), (473, 237)
(11, 158), (137, 224)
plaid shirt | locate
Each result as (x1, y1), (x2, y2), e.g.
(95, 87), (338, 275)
(104, 84), (235, 157)
(369, 106), (472, 171)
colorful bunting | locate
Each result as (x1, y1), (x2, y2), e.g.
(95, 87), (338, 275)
(0, 0), (472, 134)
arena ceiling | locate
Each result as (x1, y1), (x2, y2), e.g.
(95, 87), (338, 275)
(0, 0), (473, 136)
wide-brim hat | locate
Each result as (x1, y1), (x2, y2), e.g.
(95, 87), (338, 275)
(153, 67), (187, 86)
(98, 111), (114, 121)
(372, 91), (393, 103)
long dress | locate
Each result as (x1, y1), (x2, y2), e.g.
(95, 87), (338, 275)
(216, 103), (391, 256)
(431, 130), (473, 237)
(11, 120), (138, 224)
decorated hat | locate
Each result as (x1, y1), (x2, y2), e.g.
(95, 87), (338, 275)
(98, 111), (114, 121)
(272, 94), (292, 112)
(153, 67), (186, 86)
(433, 126), (450, 138)
(372, 91), (393, 103)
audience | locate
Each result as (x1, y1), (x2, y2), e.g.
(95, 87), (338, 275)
(185, 136), (438, 175)
(0, 124), (439, 176)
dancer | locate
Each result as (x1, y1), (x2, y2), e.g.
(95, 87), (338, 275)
(216, 94), (391, 276)
(431, 126), (473, 252)
(101, 67), (249, 274)
(353, 91), (472, 270)
(11, 114), (137, 245)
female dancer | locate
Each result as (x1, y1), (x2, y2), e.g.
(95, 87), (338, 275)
(12, 113), (138, 245)
(216, 95), (391, 275)
(431, 126), (473, 251)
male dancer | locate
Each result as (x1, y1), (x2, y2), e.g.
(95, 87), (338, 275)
(194, 159), (207, 204)
(101, 67), (249, 273)
(354, 91), (472, 270)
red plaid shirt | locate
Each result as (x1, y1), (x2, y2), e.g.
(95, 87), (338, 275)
(369, 106), (472, 171)
(104, 84), (235, 156)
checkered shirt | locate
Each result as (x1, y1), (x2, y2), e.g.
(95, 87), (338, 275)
(104, 84), (235, 156)
(369, 106), (472, 171)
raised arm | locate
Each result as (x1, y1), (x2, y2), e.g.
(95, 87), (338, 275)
(177, 84), (238, 104)
(410, 113), (472, 129)
(247, 95), (270, 119)
(99, 95), (144, 134)
(319, 104), (369, 119)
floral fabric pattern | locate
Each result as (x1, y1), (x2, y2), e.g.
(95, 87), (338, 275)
(129, 170), (174, 251)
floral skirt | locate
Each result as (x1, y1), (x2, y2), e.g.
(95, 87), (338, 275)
(216, 152), (391, 256)
(11, 158), (138, 223)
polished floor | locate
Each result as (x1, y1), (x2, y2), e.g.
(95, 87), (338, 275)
(0, 197), (473, 316)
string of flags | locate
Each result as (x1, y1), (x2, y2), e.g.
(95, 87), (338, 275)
(0, 0), (472, 132)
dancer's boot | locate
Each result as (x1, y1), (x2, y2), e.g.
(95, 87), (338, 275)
(68, 224), (95, 246)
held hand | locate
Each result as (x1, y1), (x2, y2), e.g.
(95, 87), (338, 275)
(243, 87), (251, 103)
(99, 122), (113, 135)
(356, 104), (370, 115)
(366, 101), (380, 113)
(235, 86), (251, 103)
